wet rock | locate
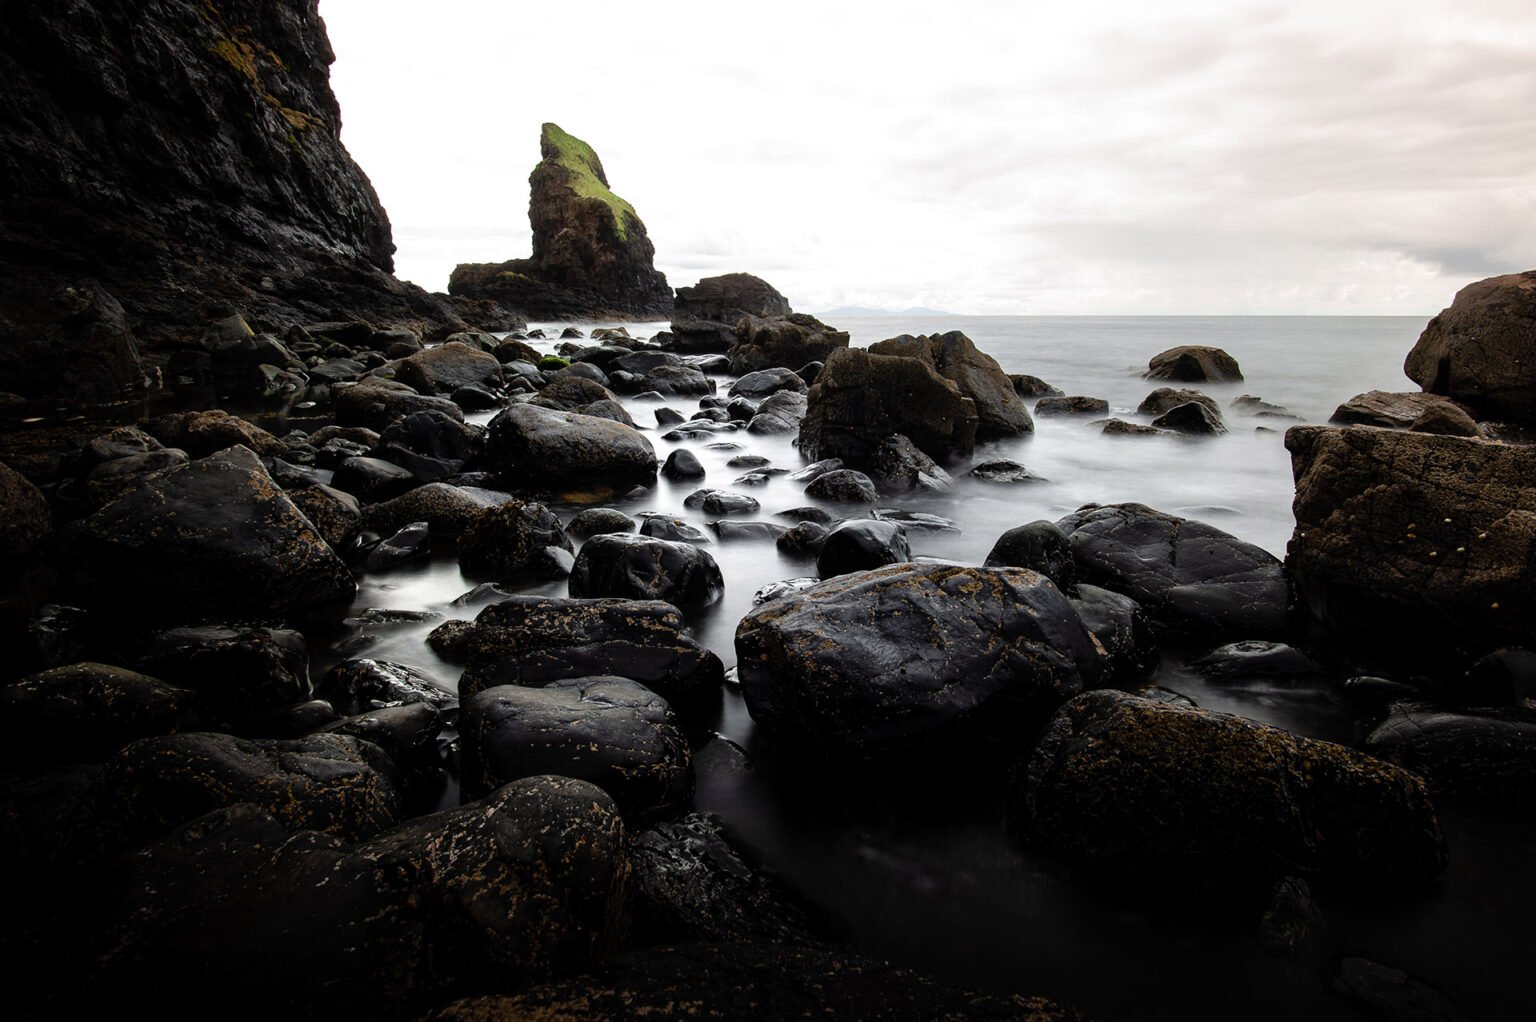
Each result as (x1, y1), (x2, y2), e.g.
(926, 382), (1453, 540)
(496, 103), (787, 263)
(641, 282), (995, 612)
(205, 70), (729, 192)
(63, 446), (357, 624)
(577, 398), (636, 428)
(730, 367), (807, 399)
(737, 563), (1105, 756)
(1012, 374), (1063, 398)
(816, 519), (911, 579)
(869, 331), (1033, 439)
(638, 514), (711, 544)
(1145, 345), (1244, 383)
(1409, 401), (1480, 437)
(661, 448), (707, 481)
(872, 508), (962, 533)
(1101, 419), (1167, 436)
(0, 283), (144, 404)
(655, 406), (685, 427)
(1332, 957), (1471, 1022)
(530, 374), (616, 412)
(380, 409), (480, 465)
(359, 521), (431, 571)
(83, 777), (628, 1018)
(1286, 425), (1536, 662)
(1190, 641), (1325, 684)
(1467, 647), (1536, 706)
(138, 625), (310, 720)
(1139, 388), (1219, 417)
(317, 658), (456, 716)
(335, 378), (465, 431)
(1151, 401), (1226, 435)
(1071, 585), (1157, 681)
(569, 533), (724, 610)
(330, 455), (418, 503)
(776, 520), (830, 559)
(461, 677), (692, 815)
(805, 468), (879, 503)
(321, 702), (442, 767)
(671, 273), (792, 352)
(287, 483), (361, 551)
(1260, 876), (1322, 953)
(776, 505), (836, 525)
(1330, 390), (1471, 429)
(984, 521), (1078, 593)
(1404, 270), (1536, 426)
(728, 311), (850, 374)
(0, 459), (51, 565)
(447, 594), (725, 707)
(458, 499), (573, 580)
(969, 459), (1044, 483)
(0, 663), (203, 766)
(711, 520), (789, 542)
(1057, 502), (1290, 640)
(628, 813), (816, 945)
(394, 342), (503, 395)
(141, 410), (284, 459)
(798, 347), (980, 466)
(746, 389), (809, 434)
(867, 433), (953, 494)
(420, 941), (1089, 1022)
(565, 507), (636, 539)
(683, 487), (760, 515)
(68, 732), (401, 861)
(1008, 691), (1447, 886)
(1035, 395), (1109, 417)
(361, 482), (502, 539)
(642, 364), (714, 397)
(1232, 394), (1292, 416)
(1364, 704), (1536, 813)
(481, 403), (657, 497)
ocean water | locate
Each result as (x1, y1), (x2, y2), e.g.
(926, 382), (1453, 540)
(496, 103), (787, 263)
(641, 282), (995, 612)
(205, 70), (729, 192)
(328, 315), (1534, 1022)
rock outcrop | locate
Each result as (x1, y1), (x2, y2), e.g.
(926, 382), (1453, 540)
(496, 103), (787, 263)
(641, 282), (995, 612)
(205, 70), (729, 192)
(0, 0), (480, 402)
(1287, 424), (1536, 664)
(449, 123), (671, 320)
(670, 273), (792, 353)
(798, 347), (980, 466)
(867, 331), (1033, 439)
(1404, 270), (1536, 425)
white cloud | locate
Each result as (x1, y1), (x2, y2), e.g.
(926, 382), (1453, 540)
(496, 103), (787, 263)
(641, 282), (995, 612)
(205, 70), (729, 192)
(321, 0), (1536, 314)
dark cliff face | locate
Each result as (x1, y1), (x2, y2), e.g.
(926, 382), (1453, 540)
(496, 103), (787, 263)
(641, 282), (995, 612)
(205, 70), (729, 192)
(0, 0), (477, 400)
(449, 123), (673, 321)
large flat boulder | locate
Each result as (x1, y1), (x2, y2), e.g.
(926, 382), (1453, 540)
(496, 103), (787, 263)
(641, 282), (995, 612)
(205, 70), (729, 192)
(65, 445), (355, 622)
(1287, 424), (1536, 663)
(1009, 691), (1448, 886)
(1404, 270), (1536, 424)
(736, 563), (1105, 755)
(1056, 502), (1290, 640)
(481, 403), (657, 497)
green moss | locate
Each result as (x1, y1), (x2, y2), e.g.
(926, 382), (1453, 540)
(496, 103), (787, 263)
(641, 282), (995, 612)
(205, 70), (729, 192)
(538, 355), (571, 371)
(541, 122), (638, 241)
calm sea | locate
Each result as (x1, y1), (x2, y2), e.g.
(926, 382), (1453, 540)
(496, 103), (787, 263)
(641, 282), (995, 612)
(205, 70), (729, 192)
(328, 314), (1534, 1022)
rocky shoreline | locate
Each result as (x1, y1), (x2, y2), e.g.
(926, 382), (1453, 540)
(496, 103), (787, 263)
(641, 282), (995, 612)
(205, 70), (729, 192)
(2, 3), (1533, 1020)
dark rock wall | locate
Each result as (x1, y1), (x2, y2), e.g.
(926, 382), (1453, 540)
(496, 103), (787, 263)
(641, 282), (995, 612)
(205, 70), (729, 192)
(0, 0), (470, 399)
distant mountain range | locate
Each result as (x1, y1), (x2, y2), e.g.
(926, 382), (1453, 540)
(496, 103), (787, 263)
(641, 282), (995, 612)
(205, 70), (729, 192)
(811, 305), (955, 318)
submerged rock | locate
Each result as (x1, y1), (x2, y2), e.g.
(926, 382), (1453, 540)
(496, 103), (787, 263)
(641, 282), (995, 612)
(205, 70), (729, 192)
(1144, 345), (1244, 383)
(1009, 691), (1448, 886)
(736, 563), (1106, 756)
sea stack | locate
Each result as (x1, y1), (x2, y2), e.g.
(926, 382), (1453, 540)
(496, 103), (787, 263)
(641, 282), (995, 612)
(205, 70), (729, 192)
(449, 123), (673, 320)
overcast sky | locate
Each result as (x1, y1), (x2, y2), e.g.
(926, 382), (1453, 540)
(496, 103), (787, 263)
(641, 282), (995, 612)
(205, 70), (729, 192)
(320, 0), (1533, 315)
